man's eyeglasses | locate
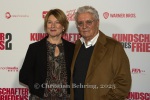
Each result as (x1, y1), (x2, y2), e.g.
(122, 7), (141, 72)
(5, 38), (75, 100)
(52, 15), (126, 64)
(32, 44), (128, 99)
(77, 20), (96, 28)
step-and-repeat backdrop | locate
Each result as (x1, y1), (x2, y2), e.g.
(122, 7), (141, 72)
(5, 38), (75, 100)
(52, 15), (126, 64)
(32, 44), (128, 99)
(1, 0), (150, 99)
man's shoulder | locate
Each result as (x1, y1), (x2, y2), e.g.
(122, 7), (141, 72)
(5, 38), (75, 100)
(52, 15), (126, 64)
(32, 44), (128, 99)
(106, 35), (119, 43)
(75, 39), (81, 45)
(104, 35), (123, 49)
(99, 31), (122, 47)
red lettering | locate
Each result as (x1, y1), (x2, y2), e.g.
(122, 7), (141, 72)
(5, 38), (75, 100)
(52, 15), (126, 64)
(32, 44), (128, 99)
(145, 93), (150, 100)
(126, 13), (136, 18)
(30, 33), (47, 41)
(139, 34), (144, 42)
(140, 92), (145, 99)
(145, 34), (150, 42)
(112, 34), (150, 43)
(110, 14), (125, 18)
(127, 92), (150, 99)
(0, 95), (4, 100)
(63, 33), (81, 43)
(132, 43), (150, 52)
(0, 41), (5, 50)
(0, 33), (5, 40)
(134, 34), (139, 42)
(42, 11), (48, 18)
(66, 9), (76, 21)
(68, 34), (72, 41)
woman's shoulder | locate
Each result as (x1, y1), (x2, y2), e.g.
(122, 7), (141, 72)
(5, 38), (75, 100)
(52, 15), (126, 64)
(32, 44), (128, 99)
(29, 36), (47, 47)
(62, 38), (75, 46)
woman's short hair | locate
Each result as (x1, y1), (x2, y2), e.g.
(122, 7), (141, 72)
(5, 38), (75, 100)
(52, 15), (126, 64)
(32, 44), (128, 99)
(44, 9), (69, 35)
(74, 6), (99, 23)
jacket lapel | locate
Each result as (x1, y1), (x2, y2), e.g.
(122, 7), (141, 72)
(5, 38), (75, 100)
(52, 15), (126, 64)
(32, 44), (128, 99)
(71, 40), (82, 76)
(71, 31), (108, 82)
(85, 31), (108, 81)
(70, 40), (82, 99)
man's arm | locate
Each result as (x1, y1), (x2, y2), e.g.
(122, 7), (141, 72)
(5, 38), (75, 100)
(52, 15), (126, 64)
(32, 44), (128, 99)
(107, 43), (132, 100)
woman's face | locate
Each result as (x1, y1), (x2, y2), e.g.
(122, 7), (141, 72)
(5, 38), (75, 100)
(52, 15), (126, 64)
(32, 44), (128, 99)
(46, 15), (64, 37)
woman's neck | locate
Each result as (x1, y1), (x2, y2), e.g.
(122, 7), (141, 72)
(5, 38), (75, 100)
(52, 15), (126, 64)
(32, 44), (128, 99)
(47, 36), (62, 45)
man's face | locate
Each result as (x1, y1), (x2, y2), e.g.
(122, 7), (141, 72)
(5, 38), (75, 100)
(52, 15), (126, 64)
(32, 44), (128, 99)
(77, 12), (99, 41)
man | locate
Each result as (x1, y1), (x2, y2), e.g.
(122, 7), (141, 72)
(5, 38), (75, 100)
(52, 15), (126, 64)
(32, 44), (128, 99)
(70, 6), (131, 100)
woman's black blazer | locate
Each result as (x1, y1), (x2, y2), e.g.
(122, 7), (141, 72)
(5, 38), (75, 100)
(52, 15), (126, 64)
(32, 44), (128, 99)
(19, 36), (75, 98)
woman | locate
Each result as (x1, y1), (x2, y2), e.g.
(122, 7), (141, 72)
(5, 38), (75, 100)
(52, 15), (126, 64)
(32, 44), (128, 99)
(19, 9), (75, 100)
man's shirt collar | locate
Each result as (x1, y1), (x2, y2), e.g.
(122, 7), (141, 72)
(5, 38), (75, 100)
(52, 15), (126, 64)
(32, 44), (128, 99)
(80, 32), (99, 48)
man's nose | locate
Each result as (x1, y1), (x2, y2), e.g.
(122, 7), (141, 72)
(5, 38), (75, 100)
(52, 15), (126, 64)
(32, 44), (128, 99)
(82, 22), (88, 28)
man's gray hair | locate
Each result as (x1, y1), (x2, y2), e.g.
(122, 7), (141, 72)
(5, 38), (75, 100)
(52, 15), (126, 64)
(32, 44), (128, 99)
(74, 6), (99, 22)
